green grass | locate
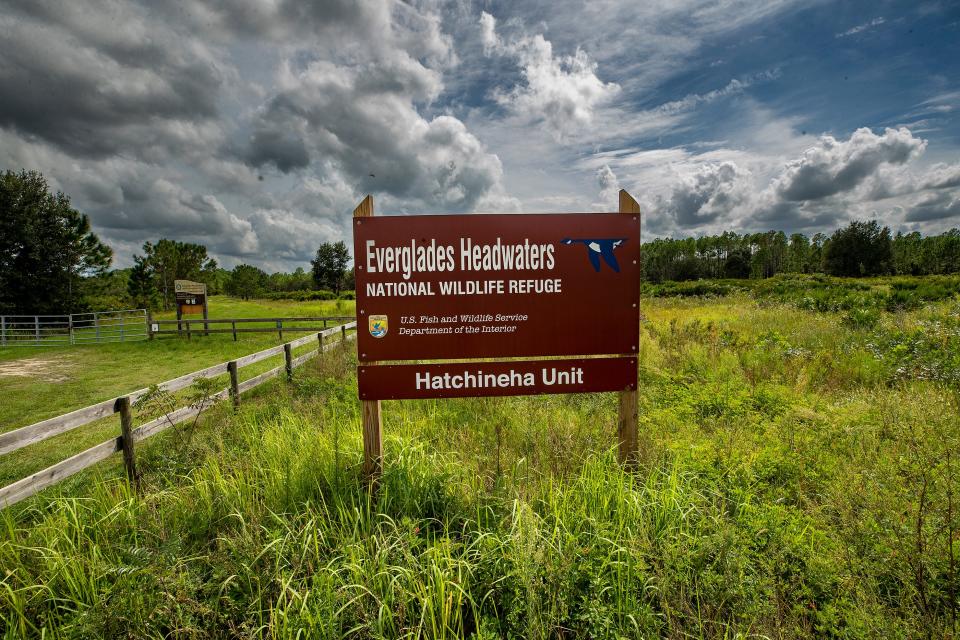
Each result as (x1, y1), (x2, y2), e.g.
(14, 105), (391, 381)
(2, 283), (960, 637)
(0, 296), (355, 487)
(152, 295), (355, 321)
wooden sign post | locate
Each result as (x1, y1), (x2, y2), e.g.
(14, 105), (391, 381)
(617, 190), (641, 469)
(174, 280), (209, 337)
(354, 196), (383, 479)
(352, 192), (642, 481)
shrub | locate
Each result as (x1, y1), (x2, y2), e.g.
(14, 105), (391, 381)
(264, 290), (336, 301)
(884, 289), (922, 312)
(753, 274), (881, 312)
(644, 280), (737, 298)
(842, 307), (881, 329)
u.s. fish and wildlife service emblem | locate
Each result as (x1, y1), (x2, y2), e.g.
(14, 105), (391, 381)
(369, 315), (388, 338)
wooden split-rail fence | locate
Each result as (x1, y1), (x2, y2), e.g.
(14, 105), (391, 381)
(0, 321), (357, 509)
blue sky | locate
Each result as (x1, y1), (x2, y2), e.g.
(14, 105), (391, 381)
(0, 0), (958, 270)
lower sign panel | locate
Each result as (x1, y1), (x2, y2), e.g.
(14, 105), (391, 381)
(358, 357), (637, 400)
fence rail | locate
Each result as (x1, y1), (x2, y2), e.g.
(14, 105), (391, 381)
(0, 320), (357, 508)
(1, 309), (147, 346)
(0, 313), (355, 346)
(149, 315), (355, 341)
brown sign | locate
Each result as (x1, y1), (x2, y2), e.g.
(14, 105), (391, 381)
(175, 280), (206, 304)
(353, 213), (640, 362)
(358, 357), (637, 400)
(174, 280), (206, 295)
(174, 280), (208, 318)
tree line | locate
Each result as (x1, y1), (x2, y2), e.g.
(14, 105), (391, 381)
(125, 239), (352, 309)
(642, 221), (960, 282)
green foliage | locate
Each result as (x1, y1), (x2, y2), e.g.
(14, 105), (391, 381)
(723, 247), (752, 278)
(886, 277), (960, 311)
(823, 220), (894, 277)
(131, 239), (218, 310)
(753, 274), (880, 312)
(261, 290), (356, 304)
(0, 169), (112, 313)
(311, 241), (351, 294)
(865, 315), (960, 386)
(201, 266), (231, 296)
(265, 289), (329, 301)
(641, 224), (960, 284)
(81, 268), (135, 311)
(127, 259), (159, 309)
(745, 274), (960, 314)
(842, 306), (881, 329)
(642, 230), (816, 283)
(226, 263), (269, 300)
(133, 377), (219, 444)
(893, 229), (960, 275)
(267, 267), (313, 293)
(643, 280), (741, 297)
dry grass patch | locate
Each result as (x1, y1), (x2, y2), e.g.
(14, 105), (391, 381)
(0, 356), (74, 383)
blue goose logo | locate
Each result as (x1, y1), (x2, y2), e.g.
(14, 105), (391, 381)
(560, 238), (628, 272)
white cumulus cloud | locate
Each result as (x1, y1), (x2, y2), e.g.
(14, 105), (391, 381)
(480, 11), (620, 141)
(772, 127), (925, 202)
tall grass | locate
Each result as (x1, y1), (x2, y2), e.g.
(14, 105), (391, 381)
(1, 295), (959, 638)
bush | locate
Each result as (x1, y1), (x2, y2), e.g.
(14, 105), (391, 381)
(256, 290), (355, 301)
(644, 275), (960, 316)
(884, 289), (922, 312)
(885, 278), (960, 311)
(644, 280), (738, 298)
(866, 318), (960, 385)
(264, 290), (336, 301)
(753, 274), (881, 312)
(842, 307), (881, 329)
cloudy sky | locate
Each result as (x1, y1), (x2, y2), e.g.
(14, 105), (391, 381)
(1, 0), (958, 271)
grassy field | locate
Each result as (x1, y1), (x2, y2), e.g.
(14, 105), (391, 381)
(1, 277), (960, 637)
(0, 296), (355, 487)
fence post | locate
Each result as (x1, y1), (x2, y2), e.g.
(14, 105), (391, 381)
(277, 320), (283, 342)
(228, 361), (240, 410)
(34, 316), (39, 345)
(284, 343), (293, 381)
(116, 396), (139, 488)
(120, 313), (125, 342)
(341, 323), (347, 345)
(323, 319), (328, 329)
(94, 312), (100, 341)
(232, 321), (237, 342)
(186, 320), (191, 340)
(317, 331), (324, 353)
(147, 311), (154, 340)
(2, 316), (7, 347)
